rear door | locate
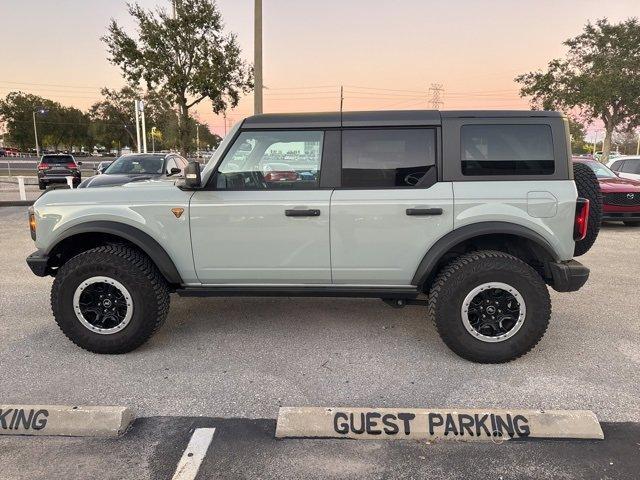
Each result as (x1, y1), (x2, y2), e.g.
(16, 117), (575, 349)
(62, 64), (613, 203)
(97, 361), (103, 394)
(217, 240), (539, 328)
(330, 128), (454, 285)
(190, 129), (332, 284)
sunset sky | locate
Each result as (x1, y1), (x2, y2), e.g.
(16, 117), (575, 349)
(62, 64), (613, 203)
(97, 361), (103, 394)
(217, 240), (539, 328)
(1, 0), (639, 137)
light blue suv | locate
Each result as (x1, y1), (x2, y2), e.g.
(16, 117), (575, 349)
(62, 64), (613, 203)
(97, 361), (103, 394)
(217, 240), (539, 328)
(26, 110), (598, 363)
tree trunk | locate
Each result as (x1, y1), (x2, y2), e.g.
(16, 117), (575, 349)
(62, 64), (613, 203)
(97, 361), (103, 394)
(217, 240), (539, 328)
(178, 102), (190, 156)
(602, 125), (614, 164)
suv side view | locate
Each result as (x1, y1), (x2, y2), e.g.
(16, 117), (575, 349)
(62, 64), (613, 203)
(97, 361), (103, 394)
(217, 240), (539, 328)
(26, 110), (598, 363)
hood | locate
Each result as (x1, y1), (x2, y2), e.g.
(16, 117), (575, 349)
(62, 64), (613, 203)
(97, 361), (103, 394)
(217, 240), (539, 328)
(598, 175), (640, 193)
(79, 173), (162, 188)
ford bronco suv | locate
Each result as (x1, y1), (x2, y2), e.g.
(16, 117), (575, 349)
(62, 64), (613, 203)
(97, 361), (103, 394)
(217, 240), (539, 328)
(26, 110), (601, 363)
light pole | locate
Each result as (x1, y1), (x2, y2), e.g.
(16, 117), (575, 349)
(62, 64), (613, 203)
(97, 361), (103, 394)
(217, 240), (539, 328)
(32, 107), (47, 157)
(254, 0), (263, 114)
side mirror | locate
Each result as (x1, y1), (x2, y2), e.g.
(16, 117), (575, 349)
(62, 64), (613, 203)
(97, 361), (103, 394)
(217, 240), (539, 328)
(184, 161), (201, 188)
(168, 167), (182, 176)
(77, 161), (83, 166)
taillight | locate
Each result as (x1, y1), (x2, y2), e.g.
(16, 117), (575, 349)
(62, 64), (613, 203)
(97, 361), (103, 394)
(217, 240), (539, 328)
(66, 162), (77, 169)
(38, 163), (49, 170)
(574, 197), (590, 241)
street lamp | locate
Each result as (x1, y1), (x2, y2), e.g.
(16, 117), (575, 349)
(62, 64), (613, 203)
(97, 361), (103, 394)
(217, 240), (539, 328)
(32, 107), (47, 157)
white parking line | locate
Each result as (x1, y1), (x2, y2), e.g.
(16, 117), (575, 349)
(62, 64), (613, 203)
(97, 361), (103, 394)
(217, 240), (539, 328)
(171, 428), (216, 480)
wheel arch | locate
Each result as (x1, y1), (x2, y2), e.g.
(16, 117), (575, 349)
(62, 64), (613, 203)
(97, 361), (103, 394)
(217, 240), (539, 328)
(45, 221), (183, 285)
(412, 222), (560, 289)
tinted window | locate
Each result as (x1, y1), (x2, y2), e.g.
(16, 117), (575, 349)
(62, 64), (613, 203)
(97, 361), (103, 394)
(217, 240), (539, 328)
(217, 131), (323, 190)
(105, 155), (165, 174)
(342, 129), (436, 188)
(610, 160), (624, 171)
(42, 155), (73, 164)
(461, 124), (554, 176)
(623, 159), (640, 174)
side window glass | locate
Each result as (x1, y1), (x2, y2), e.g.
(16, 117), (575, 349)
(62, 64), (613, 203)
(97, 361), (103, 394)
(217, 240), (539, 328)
(341, 129), (436, 188)
(611, 160), (623, 171)
(630, 160), (640, 174)
(461, 124), (554, 176)
(216, 131), (323, 190)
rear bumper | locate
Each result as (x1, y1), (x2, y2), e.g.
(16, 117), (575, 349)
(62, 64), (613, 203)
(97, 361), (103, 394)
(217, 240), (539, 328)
(26, 250), (50, 277)
(549, 260), (590, 293)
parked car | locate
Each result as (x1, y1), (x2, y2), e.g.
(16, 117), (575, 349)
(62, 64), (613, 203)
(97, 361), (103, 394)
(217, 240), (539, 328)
(574, 157), (640, 226)
(27, 110), (600, 363)
(94, 161), (113, 175)
(36, 154), (82, 190)
(77, 153), (187, 188)
(608, 156), (640, 181)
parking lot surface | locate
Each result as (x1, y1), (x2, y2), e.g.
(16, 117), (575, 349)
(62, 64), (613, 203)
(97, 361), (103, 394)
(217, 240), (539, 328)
(1, 206), (638, 422)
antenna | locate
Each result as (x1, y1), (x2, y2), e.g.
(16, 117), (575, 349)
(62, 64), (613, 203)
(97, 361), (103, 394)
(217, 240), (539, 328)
(428, 83), (444, 109)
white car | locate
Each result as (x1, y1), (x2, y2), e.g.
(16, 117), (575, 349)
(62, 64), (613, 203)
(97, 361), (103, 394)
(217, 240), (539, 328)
(608, 156), (640, 181)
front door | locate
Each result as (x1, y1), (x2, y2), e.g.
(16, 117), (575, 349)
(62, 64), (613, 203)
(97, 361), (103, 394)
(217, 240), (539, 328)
(190, 129), (331, 284)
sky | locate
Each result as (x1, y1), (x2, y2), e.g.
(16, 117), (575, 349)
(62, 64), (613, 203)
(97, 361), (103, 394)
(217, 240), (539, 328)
(1, 0), (639, 137)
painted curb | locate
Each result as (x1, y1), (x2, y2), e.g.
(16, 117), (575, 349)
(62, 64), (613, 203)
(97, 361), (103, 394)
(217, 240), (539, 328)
(275, 407), (604, 442)
(0, 405), (134, 437)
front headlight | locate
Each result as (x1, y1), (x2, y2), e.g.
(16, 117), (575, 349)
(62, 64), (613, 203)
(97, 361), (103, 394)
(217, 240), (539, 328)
(28, 206), (36, 240)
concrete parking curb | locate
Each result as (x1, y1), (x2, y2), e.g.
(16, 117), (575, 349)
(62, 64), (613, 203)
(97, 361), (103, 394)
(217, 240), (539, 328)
(0, 201), (34, 207)
(275, 407), (604, 442)
(0, 405), (134, 437)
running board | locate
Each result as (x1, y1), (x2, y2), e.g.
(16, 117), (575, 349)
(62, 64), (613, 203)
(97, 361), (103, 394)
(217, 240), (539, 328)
(176, 285), (420, 299)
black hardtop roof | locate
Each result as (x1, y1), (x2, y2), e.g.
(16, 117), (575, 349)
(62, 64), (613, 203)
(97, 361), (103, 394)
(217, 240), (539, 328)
(241, 110), (563, 129)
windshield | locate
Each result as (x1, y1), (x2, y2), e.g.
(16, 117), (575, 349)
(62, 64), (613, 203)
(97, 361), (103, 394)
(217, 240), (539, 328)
(583, 161), (617, 179)
(201, 122), (242, 180)
(104, 155), (164, 175)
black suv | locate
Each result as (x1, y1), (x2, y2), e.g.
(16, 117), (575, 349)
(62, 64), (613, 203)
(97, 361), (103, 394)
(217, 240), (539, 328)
(37, 154), (82, 190)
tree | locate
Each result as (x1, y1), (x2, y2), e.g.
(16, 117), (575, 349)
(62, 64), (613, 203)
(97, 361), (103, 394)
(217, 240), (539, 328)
(516, 18), (640, 163)
(568, 116), (590, 154)
(102, 0), (253, 154)
(0, 92), (91, 152)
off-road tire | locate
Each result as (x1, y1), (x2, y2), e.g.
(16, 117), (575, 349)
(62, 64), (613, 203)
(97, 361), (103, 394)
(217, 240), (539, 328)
(51, 244), (170, 354)
(573, 162), (602, 256)
(428, 250), (551, 363)
(623, 221), (640, 227)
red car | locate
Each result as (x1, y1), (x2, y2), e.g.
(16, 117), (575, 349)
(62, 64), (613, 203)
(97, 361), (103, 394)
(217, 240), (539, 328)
(573, 158), (640, 226)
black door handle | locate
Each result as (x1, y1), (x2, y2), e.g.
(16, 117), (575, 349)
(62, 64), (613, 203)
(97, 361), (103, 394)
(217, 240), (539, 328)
(406, 208), (443, 216)
(285, 209), (321, 217)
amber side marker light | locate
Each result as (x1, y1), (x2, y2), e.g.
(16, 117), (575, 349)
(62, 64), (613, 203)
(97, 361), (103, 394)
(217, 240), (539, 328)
(28, 207), (37, 240)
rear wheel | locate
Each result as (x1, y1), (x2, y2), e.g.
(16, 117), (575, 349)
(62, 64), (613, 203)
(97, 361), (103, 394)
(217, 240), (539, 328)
(573, 162), (602, 256)
(51, 244), (170, 354)
(429, 250), (551, 363)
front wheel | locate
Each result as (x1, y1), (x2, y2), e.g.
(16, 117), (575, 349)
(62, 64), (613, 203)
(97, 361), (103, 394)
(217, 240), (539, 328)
(51, 244), (170, 354)
(429, 250), (551, 363)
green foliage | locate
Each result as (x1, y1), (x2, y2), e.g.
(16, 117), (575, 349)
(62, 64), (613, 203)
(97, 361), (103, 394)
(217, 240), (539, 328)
(516, 18), (640, 162)
(0, 92), (92, 151)
(568, 117), (590, 154)
(102, 0), (252, 154)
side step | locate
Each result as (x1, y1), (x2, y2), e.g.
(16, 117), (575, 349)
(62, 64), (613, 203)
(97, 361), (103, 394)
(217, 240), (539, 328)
(176, 285), (420, 299)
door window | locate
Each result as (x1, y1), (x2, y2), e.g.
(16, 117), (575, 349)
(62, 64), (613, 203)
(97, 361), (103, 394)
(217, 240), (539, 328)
(341, 129), (436, 188)
(216, 131), (323, 190)
(623, 159), (640, 174)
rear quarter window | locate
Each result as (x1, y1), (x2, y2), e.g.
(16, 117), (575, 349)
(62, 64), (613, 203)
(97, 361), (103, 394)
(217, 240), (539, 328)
(461, 124), (554, 176)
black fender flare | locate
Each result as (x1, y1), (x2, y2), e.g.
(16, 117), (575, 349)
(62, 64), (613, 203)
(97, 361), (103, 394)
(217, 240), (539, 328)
(46, 221), (183, 284)
(411, 221), (560, 287)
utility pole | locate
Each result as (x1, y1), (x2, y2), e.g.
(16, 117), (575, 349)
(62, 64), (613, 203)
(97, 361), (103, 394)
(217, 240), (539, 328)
(223, 111), (227, 136)
(172, 0), (177, 18)
(134, 100), (141, 153)
(428, 84), (444, 109)
(636, 129), (640, 156)
(33, 111), (40, 157)
(254, 0), (263, 114)
(340, 85), (344, 113)
(196, 124), (200, 157)
(140, 101), (148, 153)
